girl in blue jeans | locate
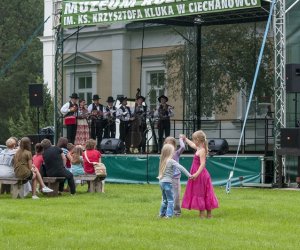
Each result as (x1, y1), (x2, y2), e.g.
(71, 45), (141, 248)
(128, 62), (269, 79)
(158, 144), (191, 218)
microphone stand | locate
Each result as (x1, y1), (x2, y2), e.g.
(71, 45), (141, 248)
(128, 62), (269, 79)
(146, 130), (152, 184)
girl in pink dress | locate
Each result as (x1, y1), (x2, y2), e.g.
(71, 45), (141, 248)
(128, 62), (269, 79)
(181, 130), (219, 218)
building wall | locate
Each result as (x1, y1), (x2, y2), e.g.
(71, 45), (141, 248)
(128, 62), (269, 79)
(43, 0), (281, 123)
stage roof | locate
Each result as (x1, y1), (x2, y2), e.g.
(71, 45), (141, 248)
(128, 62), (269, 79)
(132, 1), (271, 27)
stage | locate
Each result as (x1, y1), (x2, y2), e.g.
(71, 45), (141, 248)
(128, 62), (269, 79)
(102, 154), (266, 186)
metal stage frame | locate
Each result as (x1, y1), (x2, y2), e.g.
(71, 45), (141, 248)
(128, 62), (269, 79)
(52, 0), (287, 185)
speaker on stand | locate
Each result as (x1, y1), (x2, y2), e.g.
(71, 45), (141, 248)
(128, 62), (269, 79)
(29, 84), (44, 134)
(286, 64), (300, 93)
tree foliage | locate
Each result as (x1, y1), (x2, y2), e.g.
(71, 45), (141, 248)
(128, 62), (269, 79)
(8, 84), (54, 138)
(0, 0), (53, 144)
(164, 22), (274, 119)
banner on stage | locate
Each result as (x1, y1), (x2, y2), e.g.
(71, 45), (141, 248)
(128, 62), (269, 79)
(62, 0), (261, 28)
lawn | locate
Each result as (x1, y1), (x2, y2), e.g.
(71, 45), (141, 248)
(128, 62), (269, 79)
(0, 184), (299, 249)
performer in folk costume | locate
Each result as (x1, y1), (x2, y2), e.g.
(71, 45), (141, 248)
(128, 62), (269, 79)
(88, 94), (105, 150)
(116, 97), (134, 153)
(132, 95), (148, 153)
(74, 99), (90, 146)
(60, 93), (79, 144)
(154, 95), (174, 153)
(103, 96), (117, 138)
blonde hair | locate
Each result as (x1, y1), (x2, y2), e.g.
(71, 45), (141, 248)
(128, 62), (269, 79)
(164, 136), (176, 148)
(67, 143), (75, 152)
(158, 144), (174, 179)
(71, 146), (83, 165)
(6, 138), (16, 149)
(192, 130), (208, 154)
(85, 139), (96, 150)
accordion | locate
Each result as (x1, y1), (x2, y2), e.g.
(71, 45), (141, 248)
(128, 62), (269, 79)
(64, 116), (76, 125)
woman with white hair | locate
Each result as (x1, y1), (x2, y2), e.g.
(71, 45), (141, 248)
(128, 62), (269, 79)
(0, 137), (32, 196)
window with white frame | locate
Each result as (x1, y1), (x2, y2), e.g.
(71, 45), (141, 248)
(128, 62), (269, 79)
(146, 71), (165, 111)
(76, 73), (93, 104)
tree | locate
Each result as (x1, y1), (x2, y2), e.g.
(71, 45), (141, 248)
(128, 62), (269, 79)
(0, 0), (46, 143)
(8, 83), (54, 138)
(164, 22), (274, 120)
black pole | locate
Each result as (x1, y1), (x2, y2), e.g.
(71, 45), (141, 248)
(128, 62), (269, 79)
(196, 25), (202, 129)
(146, 134), (152, 184)
(139, 22), (145, 91)
(37, 106), (40, 134)
(73, 26), (80, 92)
(37, 106), (40, 143)
(295, 93), (298, 127)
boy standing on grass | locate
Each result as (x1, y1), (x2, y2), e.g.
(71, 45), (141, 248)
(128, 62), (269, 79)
(164, 136), (185, 217)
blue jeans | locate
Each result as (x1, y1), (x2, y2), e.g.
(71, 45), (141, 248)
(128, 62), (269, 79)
(159, 182), (174, 217)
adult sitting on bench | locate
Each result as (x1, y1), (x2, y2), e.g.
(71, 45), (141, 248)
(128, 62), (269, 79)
(41, 139), (76, 195)
(14, 137), (53, 199)
(82, 139), (104, 192)
(0, 137), (31, 196)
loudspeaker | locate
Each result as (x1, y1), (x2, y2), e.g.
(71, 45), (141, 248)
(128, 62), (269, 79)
(280, 128), (300, 148)
(27, 134), (54, 150)
(100, 138), (124, 154)
(29, 84), (43, 106)
(40, 126), (55, 135)
(208, 139), (229, 155)
(286, 64), (300, 93)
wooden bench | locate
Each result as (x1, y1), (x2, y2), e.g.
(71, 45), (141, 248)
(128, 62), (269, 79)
(74, 175), (105, 193)
(43, 177), (65, 197)
(0, 178), (28, 198)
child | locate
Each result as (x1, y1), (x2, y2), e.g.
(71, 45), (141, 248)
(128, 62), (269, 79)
(82, 139), (101, 174)
(32, 143), (44, 171)
(14, 137), (53, 199)
(82, 139), (104, 192)
(181, 130), (219, 218)
(70, 145), (85, 177)
(158, 144), (191, 218)
(57, 137), (72, 170)
(164, 136), (185, 216)
(32, 143), (44, 192)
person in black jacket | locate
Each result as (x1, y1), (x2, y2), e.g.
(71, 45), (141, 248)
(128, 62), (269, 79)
(88, 94), (104, 150)
(104, 96), (117, 138)
(116, 97), (134, 153)
(41, 139), (76, 195)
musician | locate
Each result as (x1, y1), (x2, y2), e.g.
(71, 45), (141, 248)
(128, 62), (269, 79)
(88, 94), (104, 150)
(60, 93), (79, 144)
(154, 95), (174, 153)
(104, 96), (117, 138)
(132, 95), (148, 153)
(116, 97), (134, 153)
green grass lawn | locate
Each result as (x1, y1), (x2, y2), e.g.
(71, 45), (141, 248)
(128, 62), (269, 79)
(0, 184), (299, 250)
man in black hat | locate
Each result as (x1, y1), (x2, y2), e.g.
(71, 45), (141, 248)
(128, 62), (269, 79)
(154, 95), (174, 153)
(104, 96), (117, 138)
(88, 94), (104, 150)
(132, 95), (148, 153)
(116, 97), (133, 152)
(61, 93), (79, 144)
